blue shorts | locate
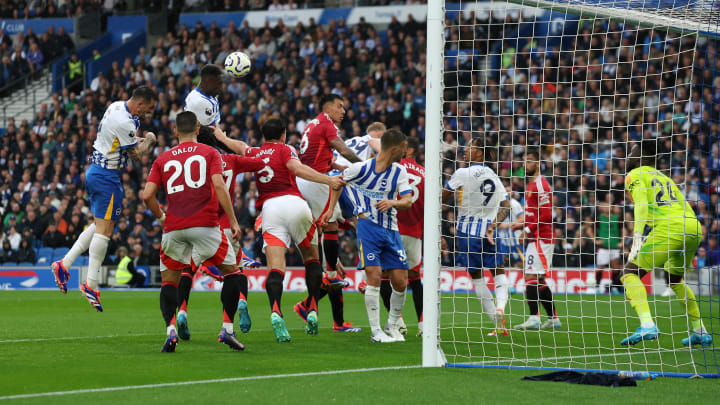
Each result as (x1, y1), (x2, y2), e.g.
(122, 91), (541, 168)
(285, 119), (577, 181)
(356, 218), (408, 270)
(456, 230), (504, 272)
(86, 164), (123, 221)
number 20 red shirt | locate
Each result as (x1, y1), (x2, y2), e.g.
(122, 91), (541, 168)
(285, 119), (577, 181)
(147, 142), (223, 232)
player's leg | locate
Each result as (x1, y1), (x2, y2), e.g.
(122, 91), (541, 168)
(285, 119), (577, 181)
(516, 241), (543, 330)
(380, 275), (392, 311)
(357, 218), (396, 342)
(52, 222), (96, 293)
(401, 234), (423, 335)
(160, 269), (181, 353)
(619, 232), (665, 345)
(461, 233), (497, 325)
(227, 229), (251, 334)
(158, 230), (192, 352)
(667, 232), (712, 346)
(531, 241), (559, 328)
(298, 244), (322, 336)
(176, 264), (194, 341)
(593, 248), (609, 294)
(483, 235), (508, 334)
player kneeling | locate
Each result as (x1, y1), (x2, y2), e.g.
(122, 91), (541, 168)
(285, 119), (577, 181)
(143, 112), (245, 352)
(335, 129), (413, 343)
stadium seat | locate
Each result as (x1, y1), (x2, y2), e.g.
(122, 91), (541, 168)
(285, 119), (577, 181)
(38, 247), (54, 262)
(17, 262), (34, 267)
(76, 256), (89, 266)
(35, 256), (49, 265)
(52, 248), (70, 262)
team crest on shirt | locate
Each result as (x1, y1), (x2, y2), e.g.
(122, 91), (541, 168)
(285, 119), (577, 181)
(380, 179), (388, 188)
(129, 131), (135, 138)
(205, 108), (212, 116)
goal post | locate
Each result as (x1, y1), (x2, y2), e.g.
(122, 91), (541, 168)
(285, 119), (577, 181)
(423, 0), (720, 377)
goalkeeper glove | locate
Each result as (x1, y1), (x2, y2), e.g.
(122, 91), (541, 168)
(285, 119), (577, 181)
(628, 232), (645, 263)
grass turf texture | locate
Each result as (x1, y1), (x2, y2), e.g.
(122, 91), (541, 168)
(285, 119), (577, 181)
(0, 291), (717, 404)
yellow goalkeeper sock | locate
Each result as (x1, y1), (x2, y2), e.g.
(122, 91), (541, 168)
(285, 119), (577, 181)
(670, 281), (706, 333)
(621, 273), (654, 327)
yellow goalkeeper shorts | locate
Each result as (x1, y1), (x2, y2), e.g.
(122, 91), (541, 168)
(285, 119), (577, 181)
(633, 223), (701, 276)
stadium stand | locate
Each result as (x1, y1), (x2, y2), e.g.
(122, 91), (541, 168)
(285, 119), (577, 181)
(0, 7), (718, 279)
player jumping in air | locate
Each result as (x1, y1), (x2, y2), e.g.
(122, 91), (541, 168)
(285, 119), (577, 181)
(142, 111), (245, 352)
(336, 129), (413, 343)
(620, 139), (711, 347)
(51, 86), (157, 311)
(176, 65), (262, 340)
(513, 147), (560, 331)
(443, 139), (510, 336)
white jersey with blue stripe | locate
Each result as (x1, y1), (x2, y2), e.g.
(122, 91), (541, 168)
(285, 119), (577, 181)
(446, 164), (508, 237)
(497, 197), (524, 249)
(334, 134), (376, 168)
(343, 158), (412, 231)
(91, 101), (139, 170)
(184, 88), (220, 126)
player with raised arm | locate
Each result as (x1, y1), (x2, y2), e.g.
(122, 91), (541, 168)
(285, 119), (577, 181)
(174, 126), (264, 341)
(513, 147), (560, 330)
(294, 121), (386, 333)
(297, 93), (361, 293)
(51, 86), (157, 311)
(620, 139), (710, 347)
(142, 111), (245, 352)
(442, 139), (510, 336)
(244, 118), (345, 342)
(338, 129), (413, 343)
(175, 64), (260, 340)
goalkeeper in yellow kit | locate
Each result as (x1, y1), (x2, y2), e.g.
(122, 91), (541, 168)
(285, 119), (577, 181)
(621, 139), (711, 347)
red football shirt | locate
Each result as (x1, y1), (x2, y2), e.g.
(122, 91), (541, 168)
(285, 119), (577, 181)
(246, 142), (304, 211)
(397, 157), (425, 238)
(218, 154), (265, 229)
(524, 175), (555, 244)
(148, 142), (223, 232)
(299, 112), (341, 173)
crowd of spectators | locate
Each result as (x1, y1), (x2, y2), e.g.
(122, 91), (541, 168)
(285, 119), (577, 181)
(0, 25), (75, 92)
(0, 11), (719, 274)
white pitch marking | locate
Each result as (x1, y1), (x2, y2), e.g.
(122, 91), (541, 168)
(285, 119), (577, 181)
(0, 365), (422, 400)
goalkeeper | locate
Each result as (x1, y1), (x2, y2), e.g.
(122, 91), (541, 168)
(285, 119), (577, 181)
(620, 139), (711, 347)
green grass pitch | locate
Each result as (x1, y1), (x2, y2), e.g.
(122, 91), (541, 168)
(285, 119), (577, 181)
(0, 290), (717, 404)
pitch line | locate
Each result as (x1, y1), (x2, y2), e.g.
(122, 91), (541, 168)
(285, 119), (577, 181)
(0, 365), (422, 400)
(0, 324), (373, 343)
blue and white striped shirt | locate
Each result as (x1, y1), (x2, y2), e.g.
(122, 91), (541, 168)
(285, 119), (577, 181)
(446, 164), (508, 237)
(91, 101), (139, 170)
(184, 88), (220, 126)
(343, 158), (412, 231)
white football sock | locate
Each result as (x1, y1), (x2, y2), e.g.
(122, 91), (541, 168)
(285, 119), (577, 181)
(86, 233), (109, 290)
(167, 324), (176, 336)
(62, 223), (96, 269)
(494, 274), (509, 312)
(472, 278), (497, 324)
(365, 285), (382, 334)
(223, 322), (234, 333)
(388, 287), (406, 327)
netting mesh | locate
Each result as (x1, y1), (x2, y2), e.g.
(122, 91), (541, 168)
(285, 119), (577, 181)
(436, 0), (720, 376)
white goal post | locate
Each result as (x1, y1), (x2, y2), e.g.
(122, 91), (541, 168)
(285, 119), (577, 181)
(423, 0), (720, 377)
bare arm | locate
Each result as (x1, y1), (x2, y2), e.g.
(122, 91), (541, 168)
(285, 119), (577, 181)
(213, 126), (248, 155)
(330, 137), (361, 163)
(286, 159), (345, 190)
(212, 173), (241, 240)
(127, 132), (156, 161)
(141, 181), (165, 225)
(318, 187), (343, 226)
(441, 188), (455, 203)
(485, 199), (511, 244)
(376, 193), (412, 212)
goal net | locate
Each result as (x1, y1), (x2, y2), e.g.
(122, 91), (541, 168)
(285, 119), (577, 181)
(423, 0), (720, 377)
